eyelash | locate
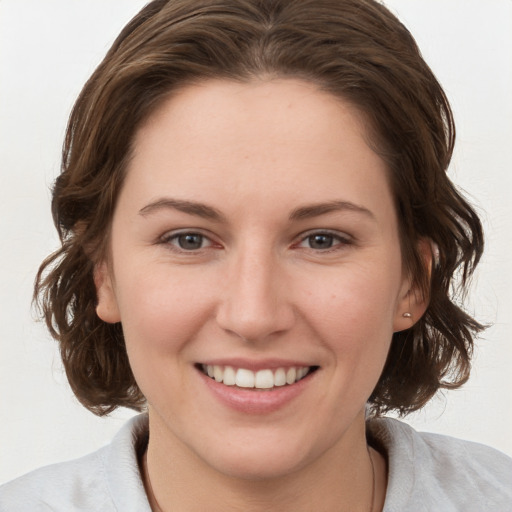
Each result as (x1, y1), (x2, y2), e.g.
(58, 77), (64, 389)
(159, 230), (216, 252)
(293, 230), (353, 252)
(159, 229), (353, 254)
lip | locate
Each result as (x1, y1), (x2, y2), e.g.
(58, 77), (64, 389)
(198, 358), (314, 372)
(196, 362), (317, 414)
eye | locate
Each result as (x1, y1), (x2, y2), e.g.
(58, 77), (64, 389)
(296, 231), (352, 251)
(162, 231), (213, 251)
(306, 233), (335, 250)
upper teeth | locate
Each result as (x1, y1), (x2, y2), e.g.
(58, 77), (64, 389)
(202, 365), (310, 389)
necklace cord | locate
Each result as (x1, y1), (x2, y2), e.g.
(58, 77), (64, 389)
(367, 445), (376, 512)
(143, 446), (376, 512)
(143, 451), (164, 512)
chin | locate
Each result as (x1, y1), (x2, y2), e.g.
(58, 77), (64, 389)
(190, 428), (323, 481)
(206, 450), (310, 481)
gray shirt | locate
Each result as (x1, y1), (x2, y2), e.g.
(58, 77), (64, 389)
(1, 414), (511, 511)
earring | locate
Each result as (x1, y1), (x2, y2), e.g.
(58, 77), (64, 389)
(402, 312), (412, 318)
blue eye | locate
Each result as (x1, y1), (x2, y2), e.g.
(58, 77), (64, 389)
(307, 234), (335, 249)
(297, 231), (351, 251)
(165, 232), (211, 251)
(176, 233), (204, 250)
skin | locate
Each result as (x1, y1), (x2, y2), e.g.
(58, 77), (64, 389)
(95, 79), (426, 511)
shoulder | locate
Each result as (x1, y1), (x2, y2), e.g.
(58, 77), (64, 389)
(0, 449), (111, 512)
(367, 417), (512, 512)
(0, 414), (151, 512)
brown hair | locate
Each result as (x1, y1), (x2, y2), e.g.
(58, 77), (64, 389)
(35, 0), (484, 416)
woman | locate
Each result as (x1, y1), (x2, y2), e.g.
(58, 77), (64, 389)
(1, 0), (511, 510)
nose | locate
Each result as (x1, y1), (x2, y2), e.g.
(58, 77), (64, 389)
(215, 247), (295, 343)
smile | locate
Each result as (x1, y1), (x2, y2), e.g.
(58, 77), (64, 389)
(200, 364), (316, 390)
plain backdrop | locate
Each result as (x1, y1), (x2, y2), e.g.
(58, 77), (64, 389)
(1, 0), (511, 484)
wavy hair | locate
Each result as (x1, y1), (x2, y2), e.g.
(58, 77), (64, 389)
(35, 0), (484, 416)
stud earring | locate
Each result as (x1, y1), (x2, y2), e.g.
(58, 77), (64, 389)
(402, 312), (412, 318)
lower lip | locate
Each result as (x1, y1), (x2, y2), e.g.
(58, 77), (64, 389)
(198, 369), (315, 414)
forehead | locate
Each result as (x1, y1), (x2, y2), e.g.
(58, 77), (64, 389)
(123, 78), (393, 223)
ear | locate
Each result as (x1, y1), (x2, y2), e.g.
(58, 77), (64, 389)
(94, 261), (121, 323)
(393, 239), (433, 332)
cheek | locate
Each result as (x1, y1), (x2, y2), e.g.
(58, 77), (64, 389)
(114, 266), (216, 355)
(298, 261), (401, 355)
(306, 261), (400, 314)
(113, 267), (219, 407)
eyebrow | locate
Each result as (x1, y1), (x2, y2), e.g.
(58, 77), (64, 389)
(289, 201), (376, 221)
(139, 198), (226, 221)
(138, 197), (375, 222)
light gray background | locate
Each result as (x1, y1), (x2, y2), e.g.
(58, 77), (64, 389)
(1, 0), (511, 484)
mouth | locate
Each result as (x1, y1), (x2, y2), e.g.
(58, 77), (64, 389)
(197, 364), (319, 390)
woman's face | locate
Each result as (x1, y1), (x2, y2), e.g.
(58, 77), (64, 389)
(96, 79), (417, 479)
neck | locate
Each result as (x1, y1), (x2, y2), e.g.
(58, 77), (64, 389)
(142, 409), (384, 512)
